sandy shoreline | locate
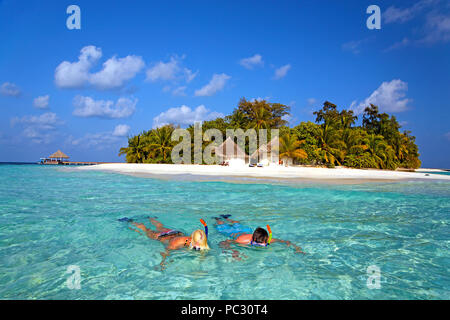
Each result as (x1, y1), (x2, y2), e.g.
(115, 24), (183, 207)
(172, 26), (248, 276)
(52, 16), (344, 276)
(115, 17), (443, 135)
(415, 168), (449, 172)
(76, 163), (450, 183)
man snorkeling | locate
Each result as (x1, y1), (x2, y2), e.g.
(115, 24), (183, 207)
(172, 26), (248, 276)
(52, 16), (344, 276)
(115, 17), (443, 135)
(122, 217), (209, 269)
(215, 215), (305, 259)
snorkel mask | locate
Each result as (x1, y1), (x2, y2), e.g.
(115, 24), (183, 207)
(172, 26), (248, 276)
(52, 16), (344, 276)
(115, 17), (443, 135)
(189, 219), (209, 251)
(250, 225), (272, 247)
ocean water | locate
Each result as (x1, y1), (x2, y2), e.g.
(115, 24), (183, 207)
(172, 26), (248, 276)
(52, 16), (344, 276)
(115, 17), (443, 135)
(421, 171), (450, 176)
(0, 164), (449, 300)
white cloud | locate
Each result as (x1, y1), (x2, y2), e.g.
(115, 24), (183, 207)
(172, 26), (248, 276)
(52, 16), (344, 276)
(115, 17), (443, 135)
(54, 46), (144, 89)
(240, 54), (264, 69)
(273, 64), (291, 80)
(33, 95), (50, 109)
(66, 125), (130, 149)
(153, 105), (224, 128)
(68, 132), (123, 149)
(350, 79), (412, 115)
(146, 56), (180, 82)
(11, 112), (62, 129)
(341, 38), (373, 54)
(0, 82), (21, 97)
(194, 73), (231, 96)
(172, 86), (187, 96)
(72, 96), (137, 119)
(89, 55), (145, 89)
(384, 0), (435, 24)
(250, 96), (271, 102)
(146, 56), (198, 86)
(384, 37), (410, 52)
(184, 68), (198, 83)
(383, 1), (450, 47)
(11, 112), (64, 144)
(112, 124), (131, 137)
(384, 6), (416, 24)
(55, 46), (102, 88)
(307, 98), (317, 105)
(420, 12), (450, 44)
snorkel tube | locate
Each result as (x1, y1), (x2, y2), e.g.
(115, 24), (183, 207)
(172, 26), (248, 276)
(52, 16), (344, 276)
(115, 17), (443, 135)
(200, 218), (208, 238)
(267, 225), (272, 245)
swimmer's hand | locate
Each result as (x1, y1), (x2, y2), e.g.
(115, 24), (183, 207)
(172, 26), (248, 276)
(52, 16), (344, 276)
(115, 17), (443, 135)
(294, 246), (306, 255)
(219, 239), (233, 250)
(231, 249), (243, 261)
(272, 238), (306, 255)
(158, 248), (170, 271)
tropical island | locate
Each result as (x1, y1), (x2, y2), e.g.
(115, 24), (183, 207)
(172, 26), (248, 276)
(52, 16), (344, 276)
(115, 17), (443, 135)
(73, 98), (449, 183)
(118, 98), (421, 170)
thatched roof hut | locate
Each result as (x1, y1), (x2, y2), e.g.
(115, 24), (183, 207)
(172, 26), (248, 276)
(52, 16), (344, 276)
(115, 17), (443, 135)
(215, 137), (248, 161)
(49, 150), (69, 160)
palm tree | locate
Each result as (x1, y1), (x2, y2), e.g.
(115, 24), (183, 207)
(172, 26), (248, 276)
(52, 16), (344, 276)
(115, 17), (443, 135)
(248, 104), (272, 130)
(339, 110), (357, 129)
(384, 145), (398, 170)
(365, 134), (391, 169)
(392, 133), (409, 163)
(279, 133), (307, 163)
(227, 110), (248, 129)
(145, 125), (175, 163)
(315, 124), (345, 165)
(342, 128), (368, 156)
(118, 135), (145, 163)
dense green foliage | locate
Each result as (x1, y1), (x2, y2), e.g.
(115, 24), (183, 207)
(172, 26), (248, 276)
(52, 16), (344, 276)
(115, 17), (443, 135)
(119, 98), (421, 169)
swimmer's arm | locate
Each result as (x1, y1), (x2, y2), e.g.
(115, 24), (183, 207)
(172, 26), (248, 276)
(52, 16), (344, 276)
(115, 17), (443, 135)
(219, 239), (234, 250)
(159, 238), (189, 270)
(271, 238), (306, 254)
(159, 248), (171, 271)
(219, 240), (244, 261)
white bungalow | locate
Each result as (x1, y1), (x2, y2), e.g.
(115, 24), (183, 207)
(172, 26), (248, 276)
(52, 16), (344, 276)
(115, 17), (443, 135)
(250, 136), (280, 166)
(215, 137), (248, 166)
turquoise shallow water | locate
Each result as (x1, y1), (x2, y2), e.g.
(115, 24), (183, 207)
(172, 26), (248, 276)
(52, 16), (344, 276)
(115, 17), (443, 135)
(421, 171), (450, 176)
(0, 164), (449, 299)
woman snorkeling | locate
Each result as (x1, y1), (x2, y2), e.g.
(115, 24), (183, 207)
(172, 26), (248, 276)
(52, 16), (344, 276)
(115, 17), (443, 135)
(124, 217), (209, 269)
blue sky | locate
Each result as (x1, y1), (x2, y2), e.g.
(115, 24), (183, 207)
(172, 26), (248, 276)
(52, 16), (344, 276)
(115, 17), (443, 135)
(0, 0), (449, 168)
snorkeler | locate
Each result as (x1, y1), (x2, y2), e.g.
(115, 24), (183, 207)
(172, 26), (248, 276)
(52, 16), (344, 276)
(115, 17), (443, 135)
(215, 215), (305, 259)
(121, 217), (209, 269)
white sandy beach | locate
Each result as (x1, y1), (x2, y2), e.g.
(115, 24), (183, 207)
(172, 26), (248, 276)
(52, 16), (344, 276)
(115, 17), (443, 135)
(77, 163), (450, 182)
